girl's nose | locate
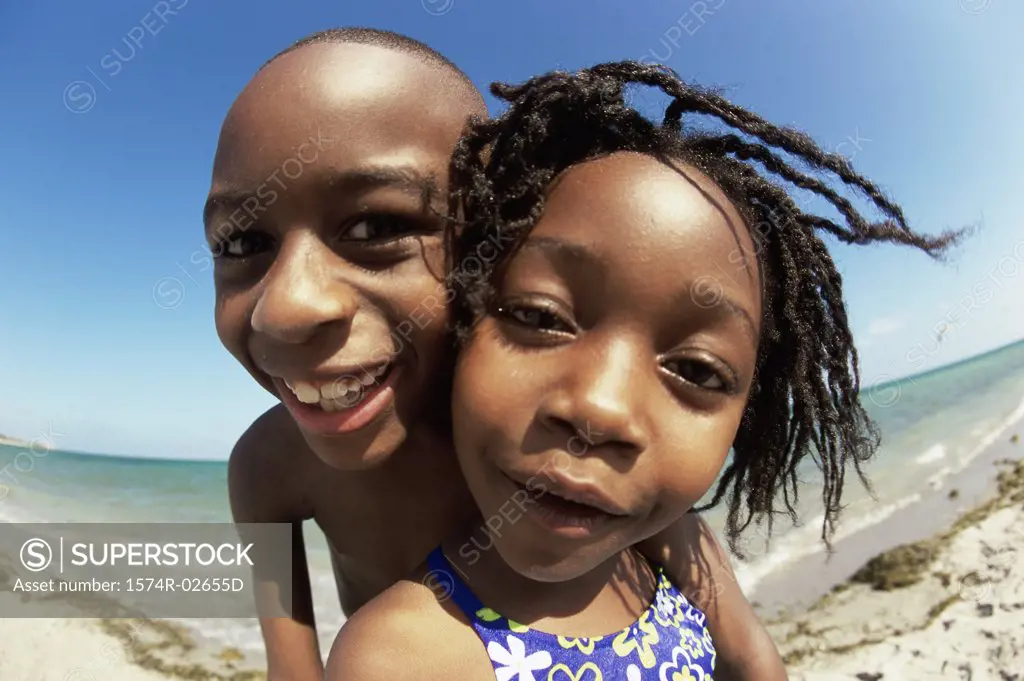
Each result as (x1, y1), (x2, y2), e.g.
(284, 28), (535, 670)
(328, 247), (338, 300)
(537, 338), (650, 458)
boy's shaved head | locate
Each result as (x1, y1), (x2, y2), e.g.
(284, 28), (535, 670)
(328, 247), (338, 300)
(209, 28), (485, 470)
(262, 26), (485, 108)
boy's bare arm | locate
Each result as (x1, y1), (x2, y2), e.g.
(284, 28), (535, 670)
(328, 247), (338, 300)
(228, 405), (324, 680)
(636, 514), (788, 681)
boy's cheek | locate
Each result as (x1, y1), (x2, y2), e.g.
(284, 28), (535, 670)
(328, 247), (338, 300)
(404, 287), (451, 336)
(213, 296), (251, 356)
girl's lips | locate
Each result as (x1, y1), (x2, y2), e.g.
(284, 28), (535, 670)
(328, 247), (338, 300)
(505, 466), (631, 516)
(505, 475), (624, 539)
(277, 365), (402, 436)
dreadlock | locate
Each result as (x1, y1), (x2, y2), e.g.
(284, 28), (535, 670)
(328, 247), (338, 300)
(444, 60), (965, 556)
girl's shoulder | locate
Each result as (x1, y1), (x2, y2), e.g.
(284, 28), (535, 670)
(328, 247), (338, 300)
(325, 563), (495, 681)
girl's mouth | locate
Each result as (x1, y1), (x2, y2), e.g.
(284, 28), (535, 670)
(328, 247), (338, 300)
(507, 476), (625, 539)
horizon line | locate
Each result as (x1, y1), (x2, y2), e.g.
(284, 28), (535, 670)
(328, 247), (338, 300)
(4, 336), (1021, 464)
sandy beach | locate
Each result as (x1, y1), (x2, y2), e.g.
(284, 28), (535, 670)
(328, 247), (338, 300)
(0, 614), (268, 681)
(0, 434), (41, 448)
(773, 425), (1024, 680)
(784, 498), (1024, 679)
(1, 426), (1020, 680)
(0, 551), (268, 680)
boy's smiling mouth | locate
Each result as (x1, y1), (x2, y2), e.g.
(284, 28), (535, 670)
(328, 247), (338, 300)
(283, 362), (392, 410)
(274, 361), (400, 435)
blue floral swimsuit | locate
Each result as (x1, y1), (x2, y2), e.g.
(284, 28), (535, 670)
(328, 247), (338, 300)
(426, 547), (716, 680)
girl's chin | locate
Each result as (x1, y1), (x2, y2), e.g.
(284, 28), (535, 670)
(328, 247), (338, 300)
(493, 540), (616, 584)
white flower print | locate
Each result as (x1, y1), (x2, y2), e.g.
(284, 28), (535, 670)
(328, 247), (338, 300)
(655, 589), (676, 619)
(683, 603), (706, 628)
(487, 634), (553, 681)
(659, 644), (706, 681)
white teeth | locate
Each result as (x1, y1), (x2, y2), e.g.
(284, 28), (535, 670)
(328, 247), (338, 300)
(292, 381), (321, 404)
(337, 391), (362, 407)
(320, 381), (343, 400)
(320, 377), (364, 400)
(284, 365), (389, 411)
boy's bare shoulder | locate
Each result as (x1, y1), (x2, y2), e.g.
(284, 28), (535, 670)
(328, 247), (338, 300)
(326, 569), (493, 680)
(227, 404), (318, 522)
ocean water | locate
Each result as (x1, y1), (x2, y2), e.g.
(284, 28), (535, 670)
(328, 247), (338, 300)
(2, 340), (1023, 655)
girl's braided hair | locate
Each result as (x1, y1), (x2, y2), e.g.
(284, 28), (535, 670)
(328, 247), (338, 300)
(444, 60), (964, 553)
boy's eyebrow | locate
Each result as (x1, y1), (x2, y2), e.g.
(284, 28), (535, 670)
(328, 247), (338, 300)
(202, 165), (439, 226)
(325, 165), (439, 197)
(520, 235), (759, 347)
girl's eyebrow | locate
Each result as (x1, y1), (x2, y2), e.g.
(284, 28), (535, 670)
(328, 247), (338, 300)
(520, 235), (759, 347)
(519, 236), (608, 273)
(693, 293), (760, 350)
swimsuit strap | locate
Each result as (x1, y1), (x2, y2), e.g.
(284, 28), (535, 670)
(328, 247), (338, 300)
(426, 545), (717, 679)
(425, 545), (487, 622)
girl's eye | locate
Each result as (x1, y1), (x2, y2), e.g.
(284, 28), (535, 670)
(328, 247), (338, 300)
(341, 215), (422, 242)
(497, 303), (574, 334)
(215, 232), (272, 259)
(663, 358), (730, 392)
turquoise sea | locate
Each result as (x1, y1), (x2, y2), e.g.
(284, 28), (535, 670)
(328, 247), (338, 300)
(3, 340), (1024, 655)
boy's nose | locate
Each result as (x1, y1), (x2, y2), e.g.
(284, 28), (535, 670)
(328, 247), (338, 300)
(538, 339), (650, 458)
(251, 236), (358, 345)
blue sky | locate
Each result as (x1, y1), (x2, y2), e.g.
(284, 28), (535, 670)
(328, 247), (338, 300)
(1, 0), (1021, 460)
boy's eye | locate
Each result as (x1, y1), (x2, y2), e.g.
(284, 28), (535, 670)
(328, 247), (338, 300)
(662, 358), (730, 392)
(340, 215), (423, 242)
(215, 232), (272, 259)
(496, 303), (574, 334)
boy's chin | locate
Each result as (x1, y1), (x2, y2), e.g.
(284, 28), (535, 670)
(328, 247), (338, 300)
(302, 424), (409, 471)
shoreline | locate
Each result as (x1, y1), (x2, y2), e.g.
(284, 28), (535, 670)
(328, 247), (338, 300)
(0, 419), (1020, 679)
(768, 425), (1024, 677)
(750, 413), (1024, 619)
(0, 436), (37, 448)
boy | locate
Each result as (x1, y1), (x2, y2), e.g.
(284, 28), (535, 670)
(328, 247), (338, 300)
(207, 28), (785, 681)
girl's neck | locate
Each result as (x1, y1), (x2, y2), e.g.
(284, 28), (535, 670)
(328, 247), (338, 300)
(442, 522), (658, 638)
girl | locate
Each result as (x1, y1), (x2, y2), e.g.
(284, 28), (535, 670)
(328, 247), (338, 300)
(327, 60), (961, 679)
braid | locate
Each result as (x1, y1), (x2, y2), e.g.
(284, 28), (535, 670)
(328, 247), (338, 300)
(445, 60), (965, 555)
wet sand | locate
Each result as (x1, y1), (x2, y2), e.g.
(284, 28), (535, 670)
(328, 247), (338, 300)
(764, 420), (1024, 679)
(752, 416), (1023, 619)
